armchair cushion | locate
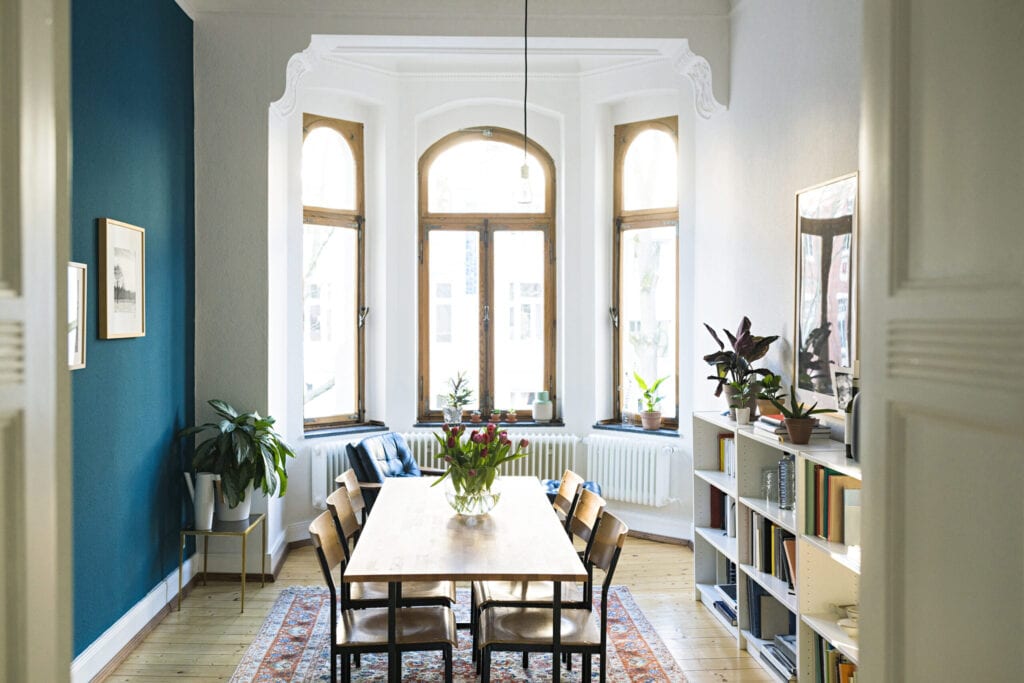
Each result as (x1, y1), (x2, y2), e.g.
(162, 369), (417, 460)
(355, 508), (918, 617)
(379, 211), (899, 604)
(347, 432), (422, 485)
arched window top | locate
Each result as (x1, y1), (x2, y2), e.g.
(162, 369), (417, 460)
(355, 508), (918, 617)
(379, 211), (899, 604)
(302, 125), (356, 211)
(425, 132), (549, 214)
(622, 129), (677, 211)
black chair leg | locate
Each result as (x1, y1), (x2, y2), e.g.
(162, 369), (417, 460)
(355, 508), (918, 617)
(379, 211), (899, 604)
(522, 651), (529, 668)
(353, 653), (361, 668)
(599, 651), (606, 683)
(330, 651), (337, 683)
(444, 646), (453, 683)
(481, 648), (491, 683)
(567, 651), (573, 671)
(340, 651), (350, 683)
(582, 652), (592, 680)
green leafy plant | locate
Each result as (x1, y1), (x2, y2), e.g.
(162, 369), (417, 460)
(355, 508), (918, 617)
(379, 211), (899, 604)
(633, 371), (668, 413)
(726, 380), (752, 408)
(177, 399), (296, 507)
(432, 423), (529, 493)
(703, 317), (779, 396)
(757, 373), (785, 401)
(446, 371), (473, 408)
(769, 386), (837, 420)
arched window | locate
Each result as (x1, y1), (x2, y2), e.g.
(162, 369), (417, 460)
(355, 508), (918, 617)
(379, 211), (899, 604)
(418, 128), (556, 422)
(301, 115), (365, 430)
(612, 117), (679, 428)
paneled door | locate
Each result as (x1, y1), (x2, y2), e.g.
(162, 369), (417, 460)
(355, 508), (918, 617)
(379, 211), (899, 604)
(0, 0), (73, 680)
(859, 1), (1024, 680)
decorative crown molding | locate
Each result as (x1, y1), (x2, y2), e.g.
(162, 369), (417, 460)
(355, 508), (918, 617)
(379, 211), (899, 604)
(270, 49), (317, 119)
(671, 44), (726, 119)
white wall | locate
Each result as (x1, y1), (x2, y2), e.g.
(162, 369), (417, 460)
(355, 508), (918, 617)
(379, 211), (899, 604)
(692, 0), (862, 419)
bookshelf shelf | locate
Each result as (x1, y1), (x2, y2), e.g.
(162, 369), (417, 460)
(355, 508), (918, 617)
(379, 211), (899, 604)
(695, 468), (737, 496)
(739, 495), (796, 535)
(740, 563), (797, 613)
(801, 534), (861, 574)
(695, 526), (738, 561)
(693, 411), (860, 682)
(802, 613), (859, 664)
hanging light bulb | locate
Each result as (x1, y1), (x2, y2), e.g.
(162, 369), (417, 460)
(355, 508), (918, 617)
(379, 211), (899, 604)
(516, 0), (533, 205)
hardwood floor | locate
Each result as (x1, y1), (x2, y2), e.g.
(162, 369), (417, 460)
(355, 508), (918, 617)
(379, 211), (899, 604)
(106, 538), (774, 682)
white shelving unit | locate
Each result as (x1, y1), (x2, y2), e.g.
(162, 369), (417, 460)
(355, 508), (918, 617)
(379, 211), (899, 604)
(692, 411), (862, 682)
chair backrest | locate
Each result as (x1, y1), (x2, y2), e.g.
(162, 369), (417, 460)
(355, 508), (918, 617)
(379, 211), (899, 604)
(325, 486), (361, 551)
(568, 488), (606, 547)
(309, 511), (346, 591)
(551, 469), (584, 520)
(588, 512), (628, 580)
(335, 468), (368, 521)
(347, 432), (421, 484)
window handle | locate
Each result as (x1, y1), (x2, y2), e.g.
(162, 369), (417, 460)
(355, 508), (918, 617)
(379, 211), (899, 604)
(482, 305), (490, 324)
(358, 306), (370, 328)
(608, 306), (619, 328)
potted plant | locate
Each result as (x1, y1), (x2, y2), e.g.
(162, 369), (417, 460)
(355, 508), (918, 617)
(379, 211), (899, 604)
(703, 317), (778, 417)
(633, 372), (668, 430)
(769, 386), (837, 444)
(727, 380), (753, 425)
(756, 372), (786, 417)
(177, 399), (296, 521)
(443, 371), (472, 424)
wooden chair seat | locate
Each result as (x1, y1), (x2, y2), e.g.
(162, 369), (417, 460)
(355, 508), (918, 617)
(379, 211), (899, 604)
(351, 580), (456, 606)
(337, 606), (457, 647)
(478, 606), (600, 649)
(472, 580), (584, 609)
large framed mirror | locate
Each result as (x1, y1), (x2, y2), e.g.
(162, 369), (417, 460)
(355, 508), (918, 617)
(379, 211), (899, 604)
(794, 172), (858, 411)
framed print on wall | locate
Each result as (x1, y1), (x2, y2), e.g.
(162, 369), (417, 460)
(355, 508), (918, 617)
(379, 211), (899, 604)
(99, 218), (146, 339)
(794, 172), (857, 412)
(68, 261), (87, 369)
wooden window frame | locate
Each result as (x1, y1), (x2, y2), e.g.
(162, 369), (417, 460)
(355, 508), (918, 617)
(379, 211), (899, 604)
(417, 127), (557, 423)
(302, 114), (367, 431)
(611, 116), (680, 429)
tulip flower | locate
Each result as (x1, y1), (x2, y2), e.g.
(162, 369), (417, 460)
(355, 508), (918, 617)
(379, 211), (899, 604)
(519, 438), (529, 449)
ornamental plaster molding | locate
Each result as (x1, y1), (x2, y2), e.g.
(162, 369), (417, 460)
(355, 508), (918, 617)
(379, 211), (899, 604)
(670, 43), (726, 119)
(270, 48), (317, 119)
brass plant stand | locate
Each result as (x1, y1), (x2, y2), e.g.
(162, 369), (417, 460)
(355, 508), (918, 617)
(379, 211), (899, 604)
(178, 513), (266, 613)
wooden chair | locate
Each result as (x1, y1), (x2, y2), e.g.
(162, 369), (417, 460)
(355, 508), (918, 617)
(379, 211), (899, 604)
(471, 487), (607, 661)
(325, 486), (456, 609)
(309, 511), (456, 683)
(477, 512), (629, 683)
(551, 469), (585, 532)
(334, 468), (371, 529)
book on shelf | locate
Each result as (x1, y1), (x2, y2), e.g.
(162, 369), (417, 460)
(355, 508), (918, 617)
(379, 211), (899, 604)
(782, 538), (797, 590)
(815, 633), (857, 683)
(726, 497), (737, 537)
(745, 580), (793, 640)
(710, 486), (726, 530)
(750, 510), (796, 585)
(760, 643), (797, 681)
(715, 582), (737, 609)
(713, 599), (737, 626)
(808, 462), (862, 543)
(844, 488), (862, 547)
(754, 418), (831, 436)
(718, 433), (737, 478)
(774, 633), (797, 669)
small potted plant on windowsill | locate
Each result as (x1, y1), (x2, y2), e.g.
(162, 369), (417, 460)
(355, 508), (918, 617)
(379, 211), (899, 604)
(633, 371), (668, 431)
(769, 386), (837, 444)
(443, 371), (472, 424)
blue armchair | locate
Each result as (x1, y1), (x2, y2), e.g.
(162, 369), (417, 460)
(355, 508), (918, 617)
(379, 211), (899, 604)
(346, 432), (444, 509)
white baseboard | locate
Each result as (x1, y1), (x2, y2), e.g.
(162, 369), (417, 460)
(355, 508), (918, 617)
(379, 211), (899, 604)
(71, 557), (197, 683)
(286, 519), (312, 544)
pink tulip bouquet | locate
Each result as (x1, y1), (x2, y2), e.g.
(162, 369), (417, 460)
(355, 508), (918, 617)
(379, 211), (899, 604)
(432, 423), (529, 515)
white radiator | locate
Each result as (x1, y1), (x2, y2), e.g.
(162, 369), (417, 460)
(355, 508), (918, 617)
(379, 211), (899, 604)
(400, 431), (579, 481)
(309, 439), (355, 510)
(585, 435), (673, 507)
(310, 432), (580, 510)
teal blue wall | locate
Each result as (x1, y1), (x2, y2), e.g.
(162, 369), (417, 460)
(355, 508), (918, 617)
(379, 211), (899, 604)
(71, 0), (194, 656)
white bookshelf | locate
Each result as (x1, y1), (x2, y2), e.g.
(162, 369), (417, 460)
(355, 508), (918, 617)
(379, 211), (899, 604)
(692, 411), (862, 682)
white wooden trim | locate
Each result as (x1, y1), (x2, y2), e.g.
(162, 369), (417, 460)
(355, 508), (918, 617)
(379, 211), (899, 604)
(70, 558), (198, 683)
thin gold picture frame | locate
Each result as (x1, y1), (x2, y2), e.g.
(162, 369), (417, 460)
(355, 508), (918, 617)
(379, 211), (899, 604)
(99, 218), (146, 339)
(68, 261), (87, 369)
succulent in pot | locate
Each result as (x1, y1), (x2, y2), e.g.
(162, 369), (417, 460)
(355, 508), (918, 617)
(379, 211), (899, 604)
(177, 399), (295, 521)
(727, 380), (753, 425)
(769, 386), (837, 444)
(634, 372), (668, 430)
(443, 371), (472, 423)
(756, 372), (786, 417)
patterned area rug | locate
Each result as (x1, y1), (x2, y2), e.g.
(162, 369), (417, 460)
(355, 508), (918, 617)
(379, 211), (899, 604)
(230, 586), (686, 682)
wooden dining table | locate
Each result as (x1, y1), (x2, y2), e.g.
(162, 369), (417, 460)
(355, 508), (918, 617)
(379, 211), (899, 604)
(343, 475), (587, 682)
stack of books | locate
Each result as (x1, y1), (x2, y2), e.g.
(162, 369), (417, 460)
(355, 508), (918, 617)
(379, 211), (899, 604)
(761, 633), (797, 681)
(815, 634), (857, 682)
(754, 414), (831, 442)
(750, 510), (797, 588)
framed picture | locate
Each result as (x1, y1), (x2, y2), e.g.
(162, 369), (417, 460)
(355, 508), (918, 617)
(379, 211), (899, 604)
(794, 172), (858, 411)
(68, 262), (87, 369)
(99, 218), (146, 339)
(830, 365), (856, 412)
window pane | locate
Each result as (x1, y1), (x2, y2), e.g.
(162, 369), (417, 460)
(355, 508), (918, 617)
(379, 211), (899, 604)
(429, 231), (481, 411)
(428, 139), (545, 214)
(492, 231), (545, 411)
(303, 224), (358, 420)
(302, 127), (356, 210)
(622, 129), (677, 211)
(620, 226), (676, 419)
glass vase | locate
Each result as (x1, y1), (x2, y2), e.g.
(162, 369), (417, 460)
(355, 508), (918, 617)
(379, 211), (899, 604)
(442, 404), (463, 424)
(445, 477), (501, 516)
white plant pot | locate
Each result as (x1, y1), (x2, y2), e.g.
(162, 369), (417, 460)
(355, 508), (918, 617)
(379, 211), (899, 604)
(735, 407), (751, 425)
(192, 472), (218, 530)
(216, 482), (254, 522)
